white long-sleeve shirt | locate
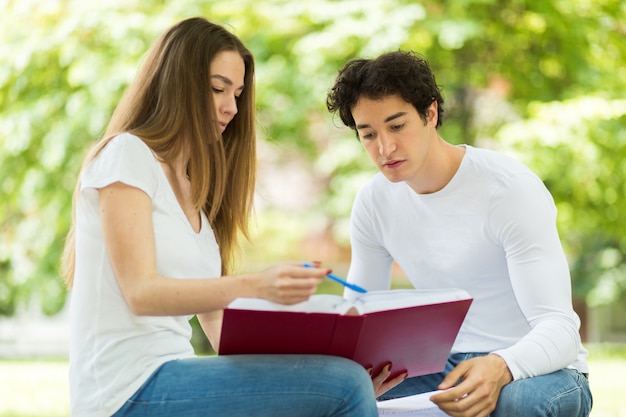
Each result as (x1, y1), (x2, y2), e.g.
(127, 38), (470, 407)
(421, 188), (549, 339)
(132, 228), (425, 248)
(345, 145), (588, 380)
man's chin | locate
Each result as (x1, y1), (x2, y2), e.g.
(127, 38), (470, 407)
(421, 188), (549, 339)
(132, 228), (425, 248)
(380, 172), (405, 183)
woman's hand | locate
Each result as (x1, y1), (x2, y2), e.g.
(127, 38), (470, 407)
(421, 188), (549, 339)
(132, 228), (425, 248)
(370, 364), (408, 397)
(254, 263), (327, 305)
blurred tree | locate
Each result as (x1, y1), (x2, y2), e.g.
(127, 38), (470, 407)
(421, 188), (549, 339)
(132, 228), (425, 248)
(0, 0), (182, 314)
(495, 98), (626, 306)
(0, 0), (625, 318)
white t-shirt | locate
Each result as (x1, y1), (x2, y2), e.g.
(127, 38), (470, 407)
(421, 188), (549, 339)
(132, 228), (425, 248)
(69, 133), (221, 416)
(346, 145), (588, 380)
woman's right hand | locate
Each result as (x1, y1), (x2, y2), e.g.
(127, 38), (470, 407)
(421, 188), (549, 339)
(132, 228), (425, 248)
(254, 263), (328, 305)
(370, 364), (408, 397)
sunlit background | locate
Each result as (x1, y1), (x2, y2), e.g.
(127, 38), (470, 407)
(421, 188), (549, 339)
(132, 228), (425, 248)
(1, 0), (625, 415)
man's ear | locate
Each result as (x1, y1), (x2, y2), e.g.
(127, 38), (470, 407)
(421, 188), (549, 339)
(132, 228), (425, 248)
(427, 101), (438, 126)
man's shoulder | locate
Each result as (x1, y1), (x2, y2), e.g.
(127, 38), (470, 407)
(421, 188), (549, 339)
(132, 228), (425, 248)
(466, 145), (534, 176)
(354, 173), (411, 217)
(358, 172), (407, 197)
(464, 146), (547, 200)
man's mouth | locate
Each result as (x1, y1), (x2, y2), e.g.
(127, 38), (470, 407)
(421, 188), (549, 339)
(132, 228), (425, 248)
(383, 159), (404, 168)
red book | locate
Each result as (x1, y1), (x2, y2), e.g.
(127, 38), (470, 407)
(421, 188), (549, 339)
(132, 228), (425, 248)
(218, 289), (473, 378)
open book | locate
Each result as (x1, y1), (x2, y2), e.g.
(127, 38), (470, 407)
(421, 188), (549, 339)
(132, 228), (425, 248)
(377, 390), (447, 416)
(219, 289), (472, 378)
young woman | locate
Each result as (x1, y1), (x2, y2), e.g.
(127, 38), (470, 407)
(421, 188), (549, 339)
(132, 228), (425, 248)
(62, 17), (378, 417)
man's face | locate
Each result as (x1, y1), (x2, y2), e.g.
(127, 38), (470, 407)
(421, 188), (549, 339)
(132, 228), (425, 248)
(352, 94), (438, 189)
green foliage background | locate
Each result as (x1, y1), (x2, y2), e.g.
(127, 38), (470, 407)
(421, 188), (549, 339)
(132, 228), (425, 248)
(1, 0), (625, 318)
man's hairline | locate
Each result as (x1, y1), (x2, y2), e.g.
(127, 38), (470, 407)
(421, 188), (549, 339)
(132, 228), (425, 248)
(348, 92), (428, 128)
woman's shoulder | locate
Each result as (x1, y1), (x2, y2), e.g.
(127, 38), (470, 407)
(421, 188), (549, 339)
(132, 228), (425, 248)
(81, 133), (160, 192)
(91, 132), (159, 170)
(106, 132), (154, 157)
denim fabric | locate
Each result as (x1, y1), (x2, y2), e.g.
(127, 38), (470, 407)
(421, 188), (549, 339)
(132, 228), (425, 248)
(378, 352), (592, 417)
(112, 354), (378, 417)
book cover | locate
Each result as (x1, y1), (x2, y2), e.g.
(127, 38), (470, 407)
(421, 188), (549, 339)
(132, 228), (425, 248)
(218, 290), (472, 378)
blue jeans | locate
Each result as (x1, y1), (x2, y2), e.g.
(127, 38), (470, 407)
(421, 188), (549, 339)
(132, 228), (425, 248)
(112, 354), (377, 417)
(378, 352), (593, 417)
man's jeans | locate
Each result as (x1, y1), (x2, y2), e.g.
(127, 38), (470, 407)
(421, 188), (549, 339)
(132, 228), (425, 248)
(378, 352), (593, 417)
(111, 354), (377, 417)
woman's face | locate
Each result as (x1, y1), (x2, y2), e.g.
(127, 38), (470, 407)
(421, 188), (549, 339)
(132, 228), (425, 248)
(210, 50), (245, 133)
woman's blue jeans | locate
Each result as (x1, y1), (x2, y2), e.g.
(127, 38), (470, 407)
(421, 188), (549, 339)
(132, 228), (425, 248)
(378, 352), (593, 417)
(112, 354), (378, 417)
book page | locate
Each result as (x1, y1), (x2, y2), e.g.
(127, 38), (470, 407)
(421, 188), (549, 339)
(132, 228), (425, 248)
(353, 289), (472, 314)
(227, 294), (355, 314)
(377, 391), (447, 416)
(228, 288), (471, 315)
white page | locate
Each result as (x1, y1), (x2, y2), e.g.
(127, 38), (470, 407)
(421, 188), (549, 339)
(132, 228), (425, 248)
(227, 294), (354, 314)
(377, 391), (448, 416)
(228, 288), (471, 315)
(353, 289), (471, 314)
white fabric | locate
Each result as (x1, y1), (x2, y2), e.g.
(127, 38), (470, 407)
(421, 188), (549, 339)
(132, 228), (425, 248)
(346, 145), (588, 380)
(69, 133), (221, 417)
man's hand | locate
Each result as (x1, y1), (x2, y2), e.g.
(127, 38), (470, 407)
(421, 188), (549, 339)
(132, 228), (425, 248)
(429, 354), (513, 417)
(370, 364), (407, 397)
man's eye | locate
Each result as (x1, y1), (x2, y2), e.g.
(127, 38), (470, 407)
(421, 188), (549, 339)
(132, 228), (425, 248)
(391, 124), (404, 131)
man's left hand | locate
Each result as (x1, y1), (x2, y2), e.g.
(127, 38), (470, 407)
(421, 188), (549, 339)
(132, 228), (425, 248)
(429, 354), (513, 417)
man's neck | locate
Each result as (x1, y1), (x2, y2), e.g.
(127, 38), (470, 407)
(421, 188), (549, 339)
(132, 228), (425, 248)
(408, 138), (465, 194)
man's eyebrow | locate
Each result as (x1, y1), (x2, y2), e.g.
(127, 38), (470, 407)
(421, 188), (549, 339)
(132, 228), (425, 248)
(384, 112), (407, 123)
(356, 112), (407, 130)
(211, 74), (245, 91)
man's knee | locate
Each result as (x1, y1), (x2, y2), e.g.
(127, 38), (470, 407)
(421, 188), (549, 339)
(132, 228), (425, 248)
(494, 369), (592, 417)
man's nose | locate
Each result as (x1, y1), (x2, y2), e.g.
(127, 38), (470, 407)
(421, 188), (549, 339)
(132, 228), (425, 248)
(378, 133), (396, 156)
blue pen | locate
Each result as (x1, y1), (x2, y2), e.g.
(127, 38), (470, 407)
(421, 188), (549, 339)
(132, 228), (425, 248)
(302, 263), (368, 293)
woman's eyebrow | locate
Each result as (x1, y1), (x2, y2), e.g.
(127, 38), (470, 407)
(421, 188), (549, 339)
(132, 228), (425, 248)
(211, 74), (244, 91)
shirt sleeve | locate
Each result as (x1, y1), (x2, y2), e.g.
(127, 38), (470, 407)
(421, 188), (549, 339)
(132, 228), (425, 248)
(344, 184), (394, 301)
(80, 133), (159, 198)
(488, 173), (582, 380)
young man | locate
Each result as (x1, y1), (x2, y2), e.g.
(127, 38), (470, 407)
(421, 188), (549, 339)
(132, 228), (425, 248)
(326, 51), (592, 417)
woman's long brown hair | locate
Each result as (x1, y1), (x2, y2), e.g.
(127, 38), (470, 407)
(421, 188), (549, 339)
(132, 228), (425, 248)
(61, 17), (256, 287)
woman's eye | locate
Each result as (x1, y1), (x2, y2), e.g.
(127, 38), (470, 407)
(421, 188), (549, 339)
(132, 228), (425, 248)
(391, 124), (404, 131)
(212, 87), (224, 94)
(361, 132), (375, 140)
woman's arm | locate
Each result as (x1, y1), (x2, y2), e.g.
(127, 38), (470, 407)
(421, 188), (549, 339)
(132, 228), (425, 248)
(99, 181), (327, 316)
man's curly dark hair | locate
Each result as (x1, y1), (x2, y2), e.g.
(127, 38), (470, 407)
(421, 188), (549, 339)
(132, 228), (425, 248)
(326, 50), (444, 135)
